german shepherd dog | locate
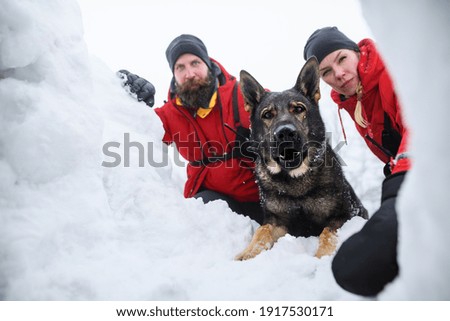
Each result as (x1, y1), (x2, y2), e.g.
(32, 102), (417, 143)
(235, 57), (368, 260)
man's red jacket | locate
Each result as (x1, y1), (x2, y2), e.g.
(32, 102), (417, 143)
(155, 59), (259, 202)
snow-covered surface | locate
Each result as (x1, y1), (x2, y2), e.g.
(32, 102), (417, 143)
(0, 0), (448, 300)
(361, 0), (450, 300)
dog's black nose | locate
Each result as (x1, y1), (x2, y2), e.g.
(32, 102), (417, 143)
(274, 124), (298, 142)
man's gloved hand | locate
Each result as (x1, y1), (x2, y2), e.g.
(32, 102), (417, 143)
(117, 70), (155, 107)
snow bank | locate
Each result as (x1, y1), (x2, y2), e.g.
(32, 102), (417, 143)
(361, 0), (450, 300)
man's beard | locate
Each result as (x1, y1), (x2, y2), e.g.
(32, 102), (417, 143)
(175, 72), (216, 110)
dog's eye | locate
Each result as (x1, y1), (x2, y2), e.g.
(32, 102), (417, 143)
(290, 103), (306, 114)
(261, 110), (274, 120)
(292, 106), (304, 113)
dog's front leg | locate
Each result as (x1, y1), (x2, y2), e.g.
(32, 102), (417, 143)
(235, 224), (287, 261)
(315, 227), (338, 258)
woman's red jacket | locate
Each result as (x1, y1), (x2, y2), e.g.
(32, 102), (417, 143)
(331, 39), (411, 174)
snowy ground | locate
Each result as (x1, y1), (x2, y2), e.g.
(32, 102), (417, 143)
(0, 0), (449, 301)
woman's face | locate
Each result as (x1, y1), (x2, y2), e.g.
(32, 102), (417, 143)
(318, 49), (360, 97)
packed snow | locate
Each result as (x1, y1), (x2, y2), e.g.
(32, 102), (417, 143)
(0, 0), (448, 301)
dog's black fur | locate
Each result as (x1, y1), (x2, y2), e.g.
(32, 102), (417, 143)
(235, 57), (368, 260)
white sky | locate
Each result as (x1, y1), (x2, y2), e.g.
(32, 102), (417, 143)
(77, 0), (373, 106)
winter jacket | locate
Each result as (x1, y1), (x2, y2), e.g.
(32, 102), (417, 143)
(154, 59), (259, 202)
(331, 39), (411, 175)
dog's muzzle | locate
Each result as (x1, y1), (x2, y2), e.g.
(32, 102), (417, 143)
(271, 124), (304, 169)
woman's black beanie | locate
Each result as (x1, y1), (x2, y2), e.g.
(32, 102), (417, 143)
(303, 26), (360, 63)
(165, 34), (212, 72)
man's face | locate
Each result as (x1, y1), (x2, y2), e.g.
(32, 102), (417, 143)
(173, 53), (209, 88)
(173, 53), (214, 108)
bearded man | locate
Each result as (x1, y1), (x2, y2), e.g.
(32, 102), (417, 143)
(121, 34), (263, 223)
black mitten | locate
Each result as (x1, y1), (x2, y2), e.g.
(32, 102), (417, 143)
(118, 70), (155, 107)
(380, 171), (406, 202)
(332, 171), (406, 296)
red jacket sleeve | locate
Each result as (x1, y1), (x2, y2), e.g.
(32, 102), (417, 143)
(391, 129), (411, 174)
(378, 70), (411, 174)
(154, 106), (173, 145)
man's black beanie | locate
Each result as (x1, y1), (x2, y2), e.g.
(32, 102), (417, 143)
(303, 26), (360, 64)
(166, 34), (212, 72)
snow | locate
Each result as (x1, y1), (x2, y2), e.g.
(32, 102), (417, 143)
(361, 0), (450, 300)
(0, 0), (448, 301)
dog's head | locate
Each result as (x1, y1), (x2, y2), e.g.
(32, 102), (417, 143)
(239, 57), (326, 177)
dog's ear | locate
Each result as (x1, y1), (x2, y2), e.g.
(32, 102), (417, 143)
(294, 57), (321, 104)
(239, 70), (266, 113)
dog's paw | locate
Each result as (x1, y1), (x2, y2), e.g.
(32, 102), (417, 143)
(315, 227), (338, 258)
(234, 224), (287, 261)
(234, 242), (271, 261)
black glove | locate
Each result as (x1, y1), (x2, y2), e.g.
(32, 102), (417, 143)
(223, 124), (258, 162)
(332, 171), (406, 296)
(117, 70), (155, 107)
(380, 171), (406, 202)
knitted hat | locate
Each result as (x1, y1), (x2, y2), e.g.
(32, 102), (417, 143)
(303, 26), (360, 63)
(165, 34), (212, 72)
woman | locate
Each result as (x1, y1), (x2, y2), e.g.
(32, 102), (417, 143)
(303, 26), (411, 296)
